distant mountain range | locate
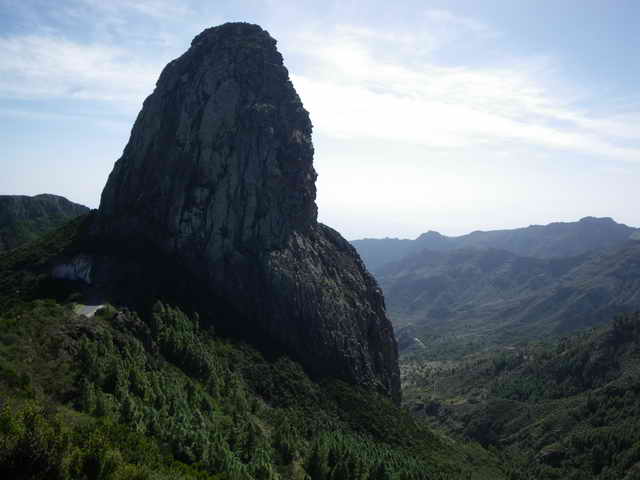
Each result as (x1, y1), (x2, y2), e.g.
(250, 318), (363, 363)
(353, 217), (640, 349)
(0, 194), (89, 252)
(353, 217), (640, 272)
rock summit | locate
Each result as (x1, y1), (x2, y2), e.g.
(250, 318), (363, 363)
(97, 23), (400, 401)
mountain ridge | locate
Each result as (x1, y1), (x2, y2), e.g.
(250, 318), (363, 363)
(353, 217), (639, 272)
(378, 240), (640, 353)
(0, 194), (89, 252)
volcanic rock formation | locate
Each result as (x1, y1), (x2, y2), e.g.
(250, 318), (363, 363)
(96, 23), (400, 401)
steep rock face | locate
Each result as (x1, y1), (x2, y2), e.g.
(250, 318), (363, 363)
(97, 23), (400, 401)
(0, 194), (89, 251)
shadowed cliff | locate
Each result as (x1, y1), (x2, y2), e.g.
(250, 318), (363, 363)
(94, 23), (400, 401)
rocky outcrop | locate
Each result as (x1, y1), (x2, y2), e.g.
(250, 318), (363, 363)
(96, 23), (400, 401)
(52, 254), (93, 284)
(0, 194), (89, 251)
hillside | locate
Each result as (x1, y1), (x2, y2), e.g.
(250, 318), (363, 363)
(378, 242), (640, 354)
(0, 214), (505, 479)
(0, 194), (89, 252)
(352, 217), (639, 272)
(403, 312), (640, 479)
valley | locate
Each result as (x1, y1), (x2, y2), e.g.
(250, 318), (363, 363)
(401, 313), (640, 479)
(353, 218), (640, 357)
(352, 218), (640, 478)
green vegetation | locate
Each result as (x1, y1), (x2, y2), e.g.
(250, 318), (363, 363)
(0, 194), (89, 252)
(0, 299), (504, 479)
(0, 213), (94, 310)
(359, 218), (640, 357)
(12, 216), (640, 479)
(0, 220), (506, 479)
(1, 217), (75, 253)
(404, 312), (640, 479)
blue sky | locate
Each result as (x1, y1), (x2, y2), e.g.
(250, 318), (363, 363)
(2, 0), (640, 239)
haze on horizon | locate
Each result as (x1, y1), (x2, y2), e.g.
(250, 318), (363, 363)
(1, 0), (639, 240)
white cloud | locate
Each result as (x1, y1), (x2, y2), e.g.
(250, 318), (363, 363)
(0, 35), (161, 109)
(2, 2), (639, 237)
(76, 0), (195, 20)
(422, 9), (498, 39)
(287, 20), (640, 163)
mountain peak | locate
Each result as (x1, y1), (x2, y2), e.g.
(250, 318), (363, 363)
(94, 25), (400, 401)
(417, 230), (444, 238)
(191, 22), (273, 44)
(100, 22), (317, 253)
(579, 216), (616, 224)
(415, 230), (446, 242)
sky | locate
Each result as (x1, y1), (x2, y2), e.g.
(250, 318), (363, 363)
(1, 0), (640, 240)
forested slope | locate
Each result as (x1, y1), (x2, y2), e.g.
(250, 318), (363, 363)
(0, 217), (505, 479)
(403, 312), (640, 479)
(0, 194), (89, 252)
